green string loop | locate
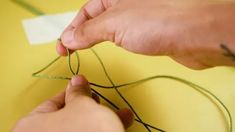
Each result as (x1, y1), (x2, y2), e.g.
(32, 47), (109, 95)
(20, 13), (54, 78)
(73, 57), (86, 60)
(66, 48), (79, 75)
(32, 48), (232, 132)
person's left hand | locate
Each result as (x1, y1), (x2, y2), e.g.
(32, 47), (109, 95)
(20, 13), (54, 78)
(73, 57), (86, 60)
(12, 75), (133, 132)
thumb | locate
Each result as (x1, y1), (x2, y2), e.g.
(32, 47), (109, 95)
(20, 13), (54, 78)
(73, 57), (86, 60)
(65, 75), (92, 104)
(61, 14), (114, 50)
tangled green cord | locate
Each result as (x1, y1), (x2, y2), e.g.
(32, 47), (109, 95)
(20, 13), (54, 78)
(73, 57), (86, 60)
(12, 0), (232, 131)
(32, 48), (232, 132)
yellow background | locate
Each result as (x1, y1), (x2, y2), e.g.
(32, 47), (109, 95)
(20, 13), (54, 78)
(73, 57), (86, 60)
(0, 0), (235, 132)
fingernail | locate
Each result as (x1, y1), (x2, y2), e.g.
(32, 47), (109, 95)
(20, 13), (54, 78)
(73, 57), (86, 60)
(71, 75), (86, 86)
(62, 30), (74, 45)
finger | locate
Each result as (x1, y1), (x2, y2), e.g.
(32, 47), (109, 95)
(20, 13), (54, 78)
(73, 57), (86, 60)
(60, 0), (119, 50)
(57, 0), (113, 55)
(56, 39), (76, 56)
(91, 92), (100, 103)
(65, 75), (92, 104)
(70, 0), (115, 27)
(61, 12), (114, 50)
(57, 0), (115, 50)
(65, 0), (118, 30)
(56, 40), (69, 56)
(30, 92), (65, 114)
(57, 0), (108, 55)
(116, 108), (134, 129)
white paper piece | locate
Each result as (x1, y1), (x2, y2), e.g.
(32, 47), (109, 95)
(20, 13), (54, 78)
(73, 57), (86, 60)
(22, 11), (77, 45)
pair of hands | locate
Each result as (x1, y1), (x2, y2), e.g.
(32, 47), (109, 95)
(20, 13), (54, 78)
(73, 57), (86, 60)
(14, 0), (235, 131)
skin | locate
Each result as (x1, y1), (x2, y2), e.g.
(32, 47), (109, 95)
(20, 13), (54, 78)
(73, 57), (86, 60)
(56, 0), (235, 69)
(13, 75), (133, 132)
(14, 0), (235, 132)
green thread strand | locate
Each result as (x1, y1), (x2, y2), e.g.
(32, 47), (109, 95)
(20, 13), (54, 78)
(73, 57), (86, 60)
(14, 1), (162, 131)
(111, 75), (233, 132)
(12, 0), (44, 15)
(90, 87), (164, 131)
(92, 75), (232, 132)
(90, 48), (152, 132)
(66, 48), (80, 75)
(14, 1), (232, 131)
(32, 56), (60, 76)
(32, 50), (164, 132)
(32, 49), (232, 132)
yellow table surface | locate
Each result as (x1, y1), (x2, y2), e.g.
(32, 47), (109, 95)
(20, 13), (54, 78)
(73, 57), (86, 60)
(1, 0), (235, 132)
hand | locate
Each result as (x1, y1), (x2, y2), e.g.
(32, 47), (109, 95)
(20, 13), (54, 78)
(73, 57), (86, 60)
(57, 0), (235, 69)
(13, 75), (133, 132)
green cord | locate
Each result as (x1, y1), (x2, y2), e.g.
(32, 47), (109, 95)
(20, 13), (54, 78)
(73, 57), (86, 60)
(12, 0), (44, 15)
(90, 49), (152, 132)
(32, 48), (232, 132)
(66, 48), (80, 75)
(13, 0), (162, 131)
(32, 49), (164, 131)
(12, 1), (232, 131)
(90, 87), (164, 131)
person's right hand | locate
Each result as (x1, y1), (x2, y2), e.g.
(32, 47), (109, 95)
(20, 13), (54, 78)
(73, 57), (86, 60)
(57, 0), (235, 69)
